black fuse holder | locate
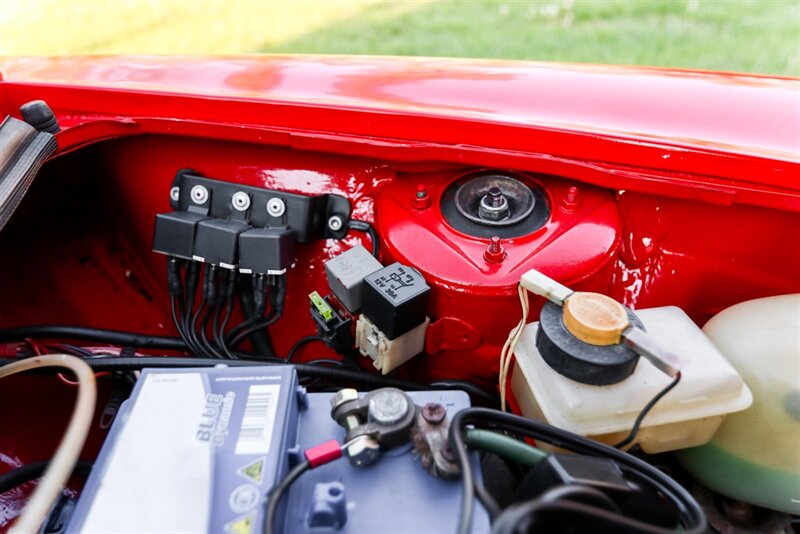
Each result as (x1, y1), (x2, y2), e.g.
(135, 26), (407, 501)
(361, 262), (430, 340)
(193, 218), (252, 267)
(152, 211), (208, 260)
(238, 228), (296, 274)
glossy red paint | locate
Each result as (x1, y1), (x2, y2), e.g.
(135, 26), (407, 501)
(0, 56), (798, 528)
(0, 56), (798, 209)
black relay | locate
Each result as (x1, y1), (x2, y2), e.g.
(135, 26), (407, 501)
(361, 262), (430, 340)
(193, 218), (252, 266)
(152, 211), (208, 260)
(238, 227), (296, 274)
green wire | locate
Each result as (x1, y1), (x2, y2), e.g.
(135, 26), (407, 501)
(465, 429), (549, 466)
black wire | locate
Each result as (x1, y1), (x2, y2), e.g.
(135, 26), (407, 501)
(285, 336), (324, 362)
(0, 459), (93, 494)
(226, 275), (269, 345)
(181, 262), (202, 355)
(229, 314), (278, 350)
(191, 264), (217, 357)
(46, 343), (95, 359)
(448, 408), (706, 534)
(474, 477), (501, 519)
(170, 296), (194, 349)
(263, 460), (310, 534)
(347, 219), (379, 258)
(0, 356), (496, 406)
(0, 325), (186, 351)
(492, 499), (687, 534)
(230, 275), (286, 350)
(216, 271), (239, 360)
(614, 371), (682, 449)
(491, 485), (621, 534)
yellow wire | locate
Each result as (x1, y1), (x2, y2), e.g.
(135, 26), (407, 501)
(499, 284), (529, 412)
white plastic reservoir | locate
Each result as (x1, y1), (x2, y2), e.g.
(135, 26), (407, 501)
(511, 306), (752, 453)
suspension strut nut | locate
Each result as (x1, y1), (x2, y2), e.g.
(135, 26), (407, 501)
(484, 236), (506, 263)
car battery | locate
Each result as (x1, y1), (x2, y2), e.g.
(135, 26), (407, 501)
(68, 366), (489, 533)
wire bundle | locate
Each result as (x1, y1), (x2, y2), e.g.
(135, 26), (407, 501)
(498, 284), (529, 411)
(167, 257), (287, 360)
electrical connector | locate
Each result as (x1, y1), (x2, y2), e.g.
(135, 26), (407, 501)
(309, 292), (355, 356)
(304, 440), (343, 469)
(356, 315), (429, 375)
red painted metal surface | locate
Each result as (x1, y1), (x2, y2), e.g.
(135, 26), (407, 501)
(0, 56), (798, 528)
(0, 56), (798, 210)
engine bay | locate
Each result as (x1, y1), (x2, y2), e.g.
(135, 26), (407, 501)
(0, 89), (798, 533)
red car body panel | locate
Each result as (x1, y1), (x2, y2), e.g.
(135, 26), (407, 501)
(0, 56), (797, 529)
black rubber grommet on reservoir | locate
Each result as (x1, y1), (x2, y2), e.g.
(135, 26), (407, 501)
(535, 301), (644, 385)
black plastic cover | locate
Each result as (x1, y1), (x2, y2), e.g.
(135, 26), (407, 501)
(536, 301), (643, 385)
(152, 211), (208, 260)
(515, 454), (680, 529)
(194, 218), (252, 266)
(361, 263), (429, 340)
(238, 227), (296, 274)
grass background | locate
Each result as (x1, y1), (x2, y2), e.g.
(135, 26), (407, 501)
(0, 0), (798, 76)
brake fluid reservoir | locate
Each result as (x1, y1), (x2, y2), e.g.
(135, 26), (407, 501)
(676, 294), (800, 514)
(510, 306), (752, 453)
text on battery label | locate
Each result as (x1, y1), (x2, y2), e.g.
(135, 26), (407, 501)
(235, 384), (281, 455)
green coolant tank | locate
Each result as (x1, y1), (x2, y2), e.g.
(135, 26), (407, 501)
(677, 294), (800, 514)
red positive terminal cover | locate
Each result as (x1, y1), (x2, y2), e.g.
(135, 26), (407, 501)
(305, 439), (343, 469)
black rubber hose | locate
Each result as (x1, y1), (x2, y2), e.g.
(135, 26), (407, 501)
(347, 219), (380, 258)
(0, 459), (93, 494)
(0, 356), (498, 406)
(449, 408), (707, 534)
(263, 460), (310, 534)
(0, 326), (186, 350)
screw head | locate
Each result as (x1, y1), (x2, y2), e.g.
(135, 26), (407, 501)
(231, 191), (251, 211)
(266, 197), (286, 217)
(190, 185), (209, 205)
(328, 215), (343, 232)
(421, 402), (447, 425)
(169, 186), (180, 202)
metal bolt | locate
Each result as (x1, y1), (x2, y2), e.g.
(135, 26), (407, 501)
(190, 185), (209, 205)
(413, 184), (431, 210)
(561, 186), (579, 211)
(478, 187), (510, 221)
(330, 389), (381, 467)
(231, 191), (251, 212)
(721, 497), (754, 524)
(330, 388), (359, 410)
(169, 186), (180, 202)
(266, 197), (286, 217)
(488, 187), (504, 207)
(368, 390), (410, 425)
(421, 402), (447, 425)
(328, 215), (343, 232)
(345, 435), (381, 467)
(484, 236), (506, 263)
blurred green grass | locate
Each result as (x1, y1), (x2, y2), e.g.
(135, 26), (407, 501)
(1, 0), (798, 76)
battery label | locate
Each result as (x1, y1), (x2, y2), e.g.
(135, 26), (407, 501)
(235, 384), (280, 455)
